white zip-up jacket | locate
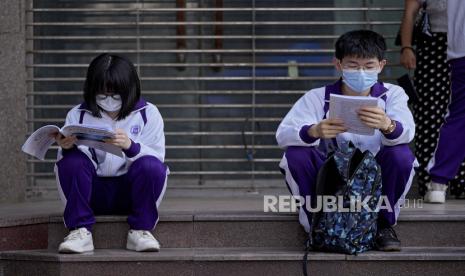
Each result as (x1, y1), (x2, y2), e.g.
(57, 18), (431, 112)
(276, 80), (415, 155)
(57, 98), (166, 177)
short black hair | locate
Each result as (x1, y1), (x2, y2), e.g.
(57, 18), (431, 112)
(83, 53), (141, 120)
(335, 30), (387, 61)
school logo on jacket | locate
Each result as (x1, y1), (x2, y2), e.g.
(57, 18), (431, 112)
(130, 125), (141, 135)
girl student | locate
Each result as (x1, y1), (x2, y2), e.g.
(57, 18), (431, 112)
(55, 53), (168, 253)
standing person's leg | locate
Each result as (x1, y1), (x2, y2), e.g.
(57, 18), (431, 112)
(279, 146), (325, 233)
(54, 147), (96, 253)
(125, 156), (168, 251)
(375, 144), (416, 251)
(413, 33), (454, 197)
(427, 57), (465, 196)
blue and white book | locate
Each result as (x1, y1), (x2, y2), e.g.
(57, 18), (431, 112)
(22, 124), (123, 160)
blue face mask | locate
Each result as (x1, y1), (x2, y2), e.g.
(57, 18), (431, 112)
(342, 69), (379, 93)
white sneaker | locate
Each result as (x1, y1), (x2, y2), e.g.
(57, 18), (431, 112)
(424, 182), (447, 204)
(58, 227), (94, 253)
(126, 230), (160, 252)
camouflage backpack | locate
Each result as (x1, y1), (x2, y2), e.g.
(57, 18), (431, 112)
(303, 142), (383, 275)
(312, 141), (382, 254)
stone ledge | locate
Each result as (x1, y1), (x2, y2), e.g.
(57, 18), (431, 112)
(2, 199), (465, 228)
(2, 247), (465, 262)
(0, 216), (53, 228)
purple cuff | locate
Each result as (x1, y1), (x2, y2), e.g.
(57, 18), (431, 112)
(123, 140), (141, 158)
(383, 120), (403, 140)
(299, 125), (319, 144)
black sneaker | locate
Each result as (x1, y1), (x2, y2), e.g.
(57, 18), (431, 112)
(375, 226), (401, 251)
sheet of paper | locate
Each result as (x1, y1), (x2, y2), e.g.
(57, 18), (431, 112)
(21, 125), (60, 160)
(328, 94), (379, 136)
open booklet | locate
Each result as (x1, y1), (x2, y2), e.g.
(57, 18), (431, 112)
(328, 94), (379, 136)
(22, 124), (124, 160)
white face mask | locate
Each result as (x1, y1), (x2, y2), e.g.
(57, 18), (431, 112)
(96, 94), (122, 112)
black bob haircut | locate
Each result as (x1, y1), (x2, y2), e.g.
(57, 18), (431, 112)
(83, 53), (141, 121)
(335, 30), (387, 61)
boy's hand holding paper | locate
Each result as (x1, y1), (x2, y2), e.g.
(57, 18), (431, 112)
(309, 118), (348, 139)
(357, 106), (392, 132)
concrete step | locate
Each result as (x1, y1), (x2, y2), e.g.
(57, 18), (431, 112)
(2, 199), (465, 252)
(47, 209), (465, 250)
(47, 213), (306, 250)
(2, 247), (465, 276)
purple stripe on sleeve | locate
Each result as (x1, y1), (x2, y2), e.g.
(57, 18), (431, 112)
(140, 109), (147, 125)
(79, 110), (85, 124)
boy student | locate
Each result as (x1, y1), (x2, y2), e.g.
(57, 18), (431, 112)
(276, 30), (417, 251)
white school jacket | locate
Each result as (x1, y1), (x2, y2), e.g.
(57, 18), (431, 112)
(57, 98), (166, 177)
(276, 80), (415, 156)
